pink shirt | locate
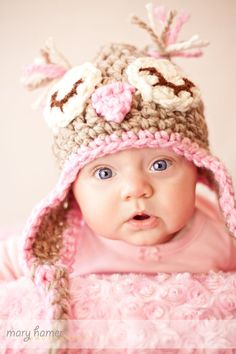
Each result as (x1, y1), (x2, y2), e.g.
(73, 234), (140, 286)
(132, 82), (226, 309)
(1, 195), (236, 281)
(72, 200), (236, 275)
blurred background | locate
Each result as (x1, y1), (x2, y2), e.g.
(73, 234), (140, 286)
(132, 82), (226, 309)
(0, 0), (236, 228)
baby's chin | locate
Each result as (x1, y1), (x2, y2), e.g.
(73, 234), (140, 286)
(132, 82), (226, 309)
(118, 231), (176, 247)
(97, 226), (180, 247)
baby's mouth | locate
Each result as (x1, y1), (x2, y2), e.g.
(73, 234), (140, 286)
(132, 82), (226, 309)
(127, 213), (158, 230)
(132, 214), (150, 221)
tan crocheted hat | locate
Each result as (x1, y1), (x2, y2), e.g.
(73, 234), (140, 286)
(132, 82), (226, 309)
(21, 4), (236, 322)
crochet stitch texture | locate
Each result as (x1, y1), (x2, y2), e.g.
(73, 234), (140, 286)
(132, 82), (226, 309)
(52, 44), (209, 168)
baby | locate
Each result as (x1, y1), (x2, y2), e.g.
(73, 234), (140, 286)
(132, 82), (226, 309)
(71, 147), (236, 276)
(1, 4), (236, 353)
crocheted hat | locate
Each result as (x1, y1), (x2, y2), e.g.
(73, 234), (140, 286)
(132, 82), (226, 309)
(21, 4), (236, 323)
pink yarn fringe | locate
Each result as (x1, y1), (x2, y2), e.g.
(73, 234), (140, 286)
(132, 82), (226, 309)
(167, 11), (190, 45)
(153, 6), (190, 46)
(23, 64), (67, 79)
(148, 49), (203, 59)
(153, 5), (166, 25)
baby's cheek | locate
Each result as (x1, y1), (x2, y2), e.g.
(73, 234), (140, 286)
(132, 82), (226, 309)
(173, 200), (195, 230)
(158, 189), (195, 230)
(84, 204), (110, 233)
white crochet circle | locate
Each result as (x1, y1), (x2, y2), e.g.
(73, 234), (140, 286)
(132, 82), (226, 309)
(44, 63), (102, 134)
(126, 57), (201, 112)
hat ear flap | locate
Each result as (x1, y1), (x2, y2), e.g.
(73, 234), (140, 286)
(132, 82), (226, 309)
(31, 198), (69, 264)
(197, 168), (218, 191)
(196, 158), (236, 237)
(24, 188), (81, 270)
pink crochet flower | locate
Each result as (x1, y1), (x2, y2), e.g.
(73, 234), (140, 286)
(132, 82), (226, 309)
(92, 82), (135, 123)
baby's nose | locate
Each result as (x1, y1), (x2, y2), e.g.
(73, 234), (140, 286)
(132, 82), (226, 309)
(121, 175), (153, 201)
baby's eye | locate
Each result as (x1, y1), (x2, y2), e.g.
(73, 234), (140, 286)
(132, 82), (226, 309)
(94, 167), (113, 180)
(151, 159), (172, 172)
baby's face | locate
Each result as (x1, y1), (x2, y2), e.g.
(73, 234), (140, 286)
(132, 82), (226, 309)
(72, 147), (197, 246)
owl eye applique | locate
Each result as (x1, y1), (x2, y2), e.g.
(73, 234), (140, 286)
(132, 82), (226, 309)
(126, 57), (201, 112)
(44, 63), (102, 133)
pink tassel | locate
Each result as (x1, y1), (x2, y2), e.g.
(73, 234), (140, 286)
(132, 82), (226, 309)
(167, 11), (190, 45)
(23, 63), (67, 79)
(147, 48), (203, 59)
(153, 5), (167, 26)
(171, 49), (203, 58)
(147, 49), (162, 58)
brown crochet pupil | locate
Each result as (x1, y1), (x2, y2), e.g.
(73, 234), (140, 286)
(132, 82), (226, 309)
(50, 79), (84, 112)
(139, 67), (194, 97)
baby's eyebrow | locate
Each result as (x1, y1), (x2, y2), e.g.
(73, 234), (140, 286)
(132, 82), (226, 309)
(89, 159), (112, 167)
(90, 155), (118, 165)
(85, 160), (114, 173)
